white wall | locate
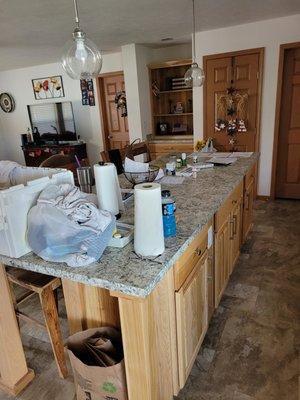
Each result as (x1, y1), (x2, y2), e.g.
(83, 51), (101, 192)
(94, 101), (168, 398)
(0, 51), (122, 166)
(193, 14), (300, 196)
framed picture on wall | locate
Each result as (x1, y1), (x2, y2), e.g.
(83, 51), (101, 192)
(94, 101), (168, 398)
(32, 76), (65, 100)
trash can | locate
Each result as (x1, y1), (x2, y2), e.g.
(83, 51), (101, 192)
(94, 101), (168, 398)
(66, 327), (128, 400)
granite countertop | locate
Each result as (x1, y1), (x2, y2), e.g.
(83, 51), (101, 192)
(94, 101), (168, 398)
(0, 153), (259, 298)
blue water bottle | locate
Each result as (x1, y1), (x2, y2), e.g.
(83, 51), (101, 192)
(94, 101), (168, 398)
(161, 190), (176, 237)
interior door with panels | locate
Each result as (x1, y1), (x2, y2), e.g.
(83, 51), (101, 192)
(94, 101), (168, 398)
(101, 73), (129, 150)
(204, 49), (263, 152)
(275, 47), (300, 199)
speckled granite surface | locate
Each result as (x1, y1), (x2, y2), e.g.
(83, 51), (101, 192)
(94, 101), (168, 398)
(0, 153), (258, 297)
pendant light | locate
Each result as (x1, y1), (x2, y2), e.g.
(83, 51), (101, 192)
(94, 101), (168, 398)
(61, 0), (102, 80)
(184, 0), (205, 88)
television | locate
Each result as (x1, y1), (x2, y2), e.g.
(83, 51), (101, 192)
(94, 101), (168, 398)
(27, 101), (77, 142)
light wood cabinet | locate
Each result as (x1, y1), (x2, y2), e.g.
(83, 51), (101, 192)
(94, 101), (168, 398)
(214, 217), (230, 307)
(149, 142), (193, 160)
(229, 196), (243, 273)
(243, 177), (254, 242)
(175, 251), (208, 388)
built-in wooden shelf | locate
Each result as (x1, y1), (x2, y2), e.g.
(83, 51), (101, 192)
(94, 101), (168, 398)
(158, 89), (192, 94)
(153, 113), (193, 117)
(149, 59), (193, 137)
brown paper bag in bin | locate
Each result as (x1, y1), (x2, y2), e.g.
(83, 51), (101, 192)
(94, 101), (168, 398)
(66, 327), (128, 400)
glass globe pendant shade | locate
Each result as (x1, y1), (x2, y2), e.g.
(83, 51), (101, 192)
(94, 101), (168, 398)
(184, 62), (205, 88)
(61, 30), (102, 80)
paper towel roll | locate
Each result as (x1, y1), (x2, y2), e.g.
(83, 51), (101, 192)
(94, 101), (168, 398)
(94, 163), (124, 216)
(134, 183), (165, 257)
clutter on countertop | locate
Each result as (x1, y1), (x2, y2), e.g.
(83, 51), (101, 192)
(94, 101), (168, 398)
(94, 163), (124, 217)
(161, 190), (176, 238)
(27, 183), (115, 268)
(0, 160), (20, 188)
(134, 182), (165, 258)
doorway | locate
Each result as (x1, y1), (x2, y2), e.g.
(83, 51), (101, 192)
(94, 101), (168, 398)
(98, 72), (129, 151)
(203, 48), (264, 152)
(272, 43), (300, 200)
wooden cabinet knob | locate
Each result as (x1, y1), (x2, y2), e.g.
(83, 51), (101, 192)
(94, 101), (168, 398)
(195, 248), (202, 256)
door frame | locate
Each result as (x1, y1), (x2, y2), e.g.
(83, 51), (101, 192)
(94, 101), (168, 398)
(96, 70), (124, 151)
(270, 41), (300, 200)
(203, 47), (264, 153)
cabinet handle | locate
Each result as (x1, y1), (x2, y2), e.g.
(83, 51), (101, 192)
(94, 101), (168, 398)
(194, 248), (202, 256)
(245, 193), (250, 211)
(233, 215), (237, 235)
(229, 218), (234, 240)
(207, 275), (213, 281)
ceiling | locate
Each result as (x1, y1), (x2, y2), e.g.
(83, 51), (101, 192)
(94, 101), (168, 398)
(0, 0), (299, 71)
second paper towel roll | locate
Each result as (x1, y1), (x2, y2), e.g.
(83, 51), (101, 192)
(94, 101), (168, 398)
(94, 163), (124, 216)
(134, 182), (165, 257)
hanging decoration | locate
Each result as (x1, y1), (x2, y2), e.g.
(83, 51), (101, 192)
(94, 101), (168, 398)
(0, 93), (15, 113)
(80, 79), (95, 106)
(115, 91), (127, 117)
(215, 86), (248, 136)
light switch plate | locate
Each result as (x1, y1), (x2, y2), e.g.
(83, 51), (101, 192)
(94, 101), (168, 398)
(208, 226), (213, 248)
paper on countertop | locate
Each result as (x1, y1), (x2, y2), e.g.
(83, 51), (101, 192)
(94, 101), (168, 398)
(124, 157), (149, 173)
(160, 176), (185, 185)
(229, 152), (253, 158)
(206, 157), (237, 165)
(155, 168), (165, 181)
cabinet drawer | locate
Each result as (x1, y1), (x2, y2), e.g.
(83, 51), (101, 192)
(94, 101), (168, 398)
(149, 143), (193, 154)
(215, 181), (243, 231)
(174, 221), (211, 291)
(245, 163), (256, 189)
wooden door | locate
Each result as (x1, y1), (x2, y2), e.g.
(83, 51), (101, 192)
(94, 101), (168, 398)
(214, 218), (230, 307)
(100, 73), (129, 150)
(176, 251), (208, 388)
(242, 177), (254, 242)
(275, 47), (300, 199)
(204, 50), (262, 152)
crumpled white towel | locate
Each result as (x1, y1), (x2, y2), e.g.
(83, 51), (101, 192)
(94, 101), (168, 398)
(124, 157), (149, 173)
(0, 160), (20, 187)
(38, 183), (112, 234)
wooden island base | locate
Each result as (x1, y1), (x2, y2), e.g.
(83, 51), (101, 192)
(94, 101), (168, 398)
(0, 160), (257, 399)
(0, 265), (35, 396)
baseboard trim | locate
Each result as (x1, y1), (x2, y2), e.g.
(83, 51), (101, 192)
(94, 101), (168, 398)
(256, 195), (270, 201)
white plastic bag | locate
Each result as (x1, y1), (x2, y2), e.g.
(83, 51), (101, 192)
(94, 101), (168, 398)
(27, 184), (116, 267)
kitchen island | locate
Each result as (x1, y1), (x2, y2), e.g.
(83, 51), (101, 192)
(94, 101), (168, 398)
(0, 154), (258, 399)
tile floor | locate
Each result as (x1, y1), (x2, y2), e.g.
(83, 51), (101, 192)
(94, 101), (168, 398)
(0, 200), (299, 400)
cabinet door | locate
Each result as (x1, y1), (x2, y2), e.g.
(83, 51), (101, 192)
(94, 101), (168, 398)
(230, 197), (243, 273)
(215, 218), (230, 307)
(242, 178), (254, 242)
(176, 252), (208, 388)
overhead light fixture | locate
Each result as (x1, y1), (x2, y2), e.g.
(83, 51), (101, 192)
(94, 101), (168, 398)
(184, 0), (205, 88)
(61, 0), (102, 80)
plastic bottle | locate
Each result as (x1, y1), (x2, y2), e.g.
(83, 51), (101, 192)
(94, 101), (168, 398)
(161, 190), (176, 237)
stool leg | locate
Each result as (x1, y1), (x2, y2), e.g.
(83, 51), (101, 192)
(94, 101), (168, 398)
(39, 287), (68, 379)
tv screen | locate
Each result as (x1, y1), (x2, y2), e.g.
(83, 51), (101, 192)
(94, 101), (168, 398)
(27, 101), (76, 142)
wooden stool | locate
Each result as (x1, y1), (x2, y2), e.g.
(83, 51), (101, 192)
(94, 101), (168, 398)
(5, 267), (68, 379)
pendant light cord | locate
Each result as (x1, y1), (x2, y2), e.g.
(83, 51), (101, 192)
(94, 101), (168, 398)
(192, 0), (196, 63)
(73, 0), (80, 28)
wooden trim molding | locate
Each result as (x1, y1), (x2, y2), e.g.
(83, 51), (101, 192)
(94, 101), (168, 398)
(148, 58), (192, 69)
(270, 41), (300, 200)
